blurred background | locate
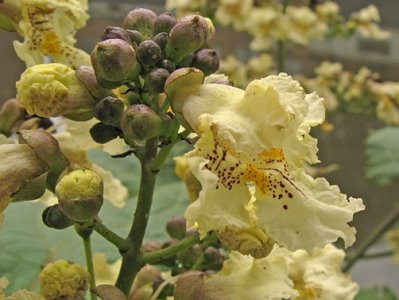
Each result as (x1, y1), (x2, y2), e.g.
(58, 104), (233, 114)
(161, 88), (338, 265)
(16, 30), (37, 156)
(1, 0), (398, 293)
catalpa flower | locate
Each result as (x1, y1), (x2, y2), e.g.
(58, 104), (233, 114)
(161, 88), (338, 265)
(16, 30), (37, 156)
(167, 71), (364, 256)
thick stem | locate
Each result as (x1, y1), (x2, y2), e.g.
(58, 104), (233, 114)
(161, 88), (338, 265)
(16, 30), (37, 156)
(83, 236), (97, 300)
(343, 206), (399, 272)
(115, 139), (158, 295)
(91, 219), (130, 251)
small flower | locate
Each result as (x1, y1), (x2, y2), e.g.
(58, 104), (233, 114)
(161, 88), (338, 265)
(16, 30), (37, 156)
(0, 277), (43, 300)
(349, 5), (390, 39)
(214, 0), (253, 31)
(39, 259), (89, 300)
(93, 253), (122, 286)
(369, 82), (399, 125)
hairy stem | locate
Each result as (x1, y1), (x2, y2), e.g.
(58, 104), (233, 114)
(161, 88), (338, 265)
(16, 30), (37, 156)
(343, 206), (399, 272)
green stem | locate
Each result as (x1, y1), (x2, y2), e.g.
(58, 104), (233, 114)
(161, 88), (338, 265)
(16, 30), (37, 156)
(81, 233), (97, 300)
(141, 232), (200, 265)
(115, 138), (159, 295)
(348, 250), (394, 260)
(91, 219), (130, 252)
(343, 206), (399, 272)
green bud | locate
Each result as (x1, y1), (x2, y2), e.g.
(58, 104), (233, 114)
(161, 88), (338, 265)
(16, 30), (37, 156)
(121, 104), (162, 146)
(102, 26), (130, 43)
(137, 40), (162, 67)
(145, 68), (170, 94)
(165, 15), (208, 64)
(94, 285), (126, 300)
(123, 8), (157, 39)
(95, 96), (125, 127)
(89, 122), (121, 144)
(75, 66), (112, 100)
(154, 13), (177, 34)
(191, 49), (219, 76)
(127, 30), (144, 45)
(158, 59), (175, 73)
(91, 39), (141, 83)
(173, 271), (206, 300)
(166, 216), (186, 240)
(177, 53), (194, 67)
(55, 166), (104, 222)
(42, 204), (74, 230)
(153, 32), (168, 52)
(0, 99), (25, 136)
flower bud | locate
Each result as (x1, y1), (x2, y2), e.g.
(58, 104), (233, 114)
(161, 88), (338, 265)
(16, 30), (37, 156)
(16, 63), (97, 121)
(75, 66), (114, 100)
(94, 285), (126, 300)
(177, 53), (194, 67)
(191, 49), (220, 76)
(129, 284), (153, 300)
(102, 26), (130, 43)
(158, 59), (175, 73)
(123, 8), (157, 39)
(153, 32), (168, 52)
(42, 204), (74, 230)
(95, 96), (125, 127)
(40, 259), (89, 300)
(177, 244), (203, 268)
(55, 166), (104, 222)
(173, 271), (206, 300)
(121, 104), (162, 146)
(132, 265), (161, 292)
(127, 30), (144, 45)
(141, 241), (162, 253)
(91, 39), (141, 83)
(154, 13), (177, 34)
(137, 40), (162, 67)
(0, 99), (25, 136)
(145, 68), (170, 94)
(166, 216), (186, 240)
(89, 122), (121, 144)
(165, 15), (208, 64)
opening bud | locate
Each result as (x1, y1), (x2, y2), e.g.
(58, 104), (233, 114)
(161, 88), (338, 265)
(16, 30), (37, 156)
(91, 39), (141, 84)
(137, 40), (162, 67)
(0, 99), (25, 136)
(123, 8), (157, 39)
(145, 68), (170, 94)
(55, 166), (104, 222)
(121, 104), (162, 147)
(95, 96), (125, 127)
(173, 271), (206, 300)
(166, 216), (186, 240)
(102, 26), (131, 43)
(132, 265), (162, 292)
(89, 122), (121, 144)
(42, 204), (74, 230)
(154, 13), (177, 34)
(191, 49), (220, 76)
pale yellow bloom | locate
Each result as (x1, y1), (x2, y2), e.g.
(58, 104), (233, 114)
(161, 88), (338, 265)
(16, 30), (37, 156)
(300, 77), (339, 112)
(13, 0), (90, 68)
(215, 0), (253, 30)
(370, 82), (399, 125)
(175, 73), (364, 255)
(246, 53), (274, 80)
(93, 253), (122, 286)
(0, 277), (43, 300)
(316, 1), (340, 21)
(165, 0), (203, 18)
(315, 61), (343, 80)
(386, 228), (399, 264)
(349, 5), (390, 39)
(219, 55), (247, 87)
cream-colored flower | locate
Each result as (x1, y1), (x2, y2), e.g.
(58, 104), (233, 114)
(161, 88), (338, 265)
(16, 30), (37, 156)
(386, 228), (399, 264)
(316, 1), (340, 21)
(93, 253), (122, 286)
(246, 53), (274, 80)
(349, 5), (390, 39)
(174, 73), (364, 255)
(0, 277), (43, 300)
(219, 55), (247, 87)
(315, 61), (343, 80)
(12, 0), (90, 68)
(300, 77), (339, 112)
(370, 82), (399, 125)
(288, 244), (359, 300)
(215, 0), (253, 30)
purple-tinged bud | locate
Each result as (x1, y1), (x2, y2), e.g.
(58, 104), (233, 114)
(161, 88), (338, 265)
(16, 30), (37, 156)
(166, 216), (186, 239)
(95, 96), (125, 127)
(154, 13), (177, 34)
(94, 285), (126, 300)
(123, 8), (157, 39)
(75, 66), (112, 100)
(89, 122), (121, 144)
(173, 271), (206, 300)
(127, 30), (144, 45)
(0, 99), (25, 136)
(158, 59), (175, 73)
(102, 26), (131, 42)
(153, 32), (168, 52)
(177, 244), (203, 268)
(177, 53), (194, 67)
(137, 40), (162, 67)
(145, 68), (170, 94)
(42, 204), (74, 230)
(91, 39), (141, 83)
(191, 49), (220, 75)
(141, 241), (162, 253)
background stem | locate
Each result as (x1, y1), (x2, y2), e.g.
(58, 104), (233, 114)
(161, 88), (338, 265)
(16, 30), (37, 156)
(82, 235), (97, 300)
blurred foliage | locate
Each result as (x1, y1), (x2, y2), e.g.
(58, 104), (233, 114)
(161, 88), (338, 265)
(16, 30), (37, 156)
(356, 286), (397, 300)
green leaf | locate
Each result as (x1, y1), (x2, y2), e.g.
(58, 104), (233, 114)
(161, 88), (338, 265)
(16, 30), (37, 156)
(0, 13), (15, 31)
(355, 287), (397, 300)
(0, 142), (191, 294)
(364, 127), (399, 185)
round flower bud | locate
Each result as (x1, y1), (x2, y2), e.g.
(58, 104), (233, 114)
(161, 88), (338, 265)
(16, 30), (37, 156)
(89, 122), (121, 144)
(123, 8), (157, 39)
(102, 26), (130, 42)
(94, 285), (126, 300)
(177, 244), (203, 268)
(166, 216), (186, 240)
(91, 39), (141, 83)
(158, 59), (175, 73)
(129, 284), (153, 300)
(75, 66), (111, 101)
(137, 40), (162, 67)
(42, 204), (74, 230)
(55, 166), (104, 222)
(40, 259), (89, 300)
(95, 96), (125, 127)
(154, 12), (177, 34)
(121, 104), (162, 146)
(191, 49), (220, 75)
(177, 53), (194, 67)
(132, 265), (161, 291)
(173, 271), (206, 300)
(16, 63), (97, 121)
(127, 30), (144, 45)
(145, 68), (170, 94)
(165, 15), (208, 64)
(153, 32), (168, 52)
(141, 241), (162, 253)
(0, 99), (25, 136)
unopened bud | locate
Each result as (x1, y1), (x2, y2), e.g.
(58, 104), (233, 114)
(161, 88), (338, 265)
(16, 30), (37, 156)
(127, 30), (144, 45)
(191, 49), (219, 75)
(154, 13), (177, 34)
(102, 26), (130, 42)
(90, 122), (121, 144)
(75, 66), (111, 100)
(145, 68), (170, 94)
(177, 244), (203, 268)
(165, 15), (208, 63)
(132, 265), (161, 291)
(95, 96), (125, 127)
(153, 32), (168, 52)
(42, 204), (74, 229)
(121, 104), (162, 146)
(137, 40), (162, 67)
(166, 216), (186, 239)
(91, 39), (141, 83)
(0, 99), (25, 136)
(158, 59), (175, 73)
(129, 283), (153, 300)
(55, 166), (104, 222)
(94, 285), (126, 300)
(141, 241), (162, 253)
(173, 271), (206, 300)
(177, 53), (194, 67)
(123, 8), (157, 39)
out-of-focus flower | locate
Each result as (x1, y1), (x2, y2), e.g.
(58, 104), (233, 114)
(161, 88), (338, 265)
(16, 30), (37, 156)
(93, 253), (122, 286)
(219, 55), (247, 87)
(0, 277), (43, 300)
(315, 61), (343, 80)
(11, 0), (90, 68)
(214, 0), (253, 30)
(349, 5), (390, 39)
(169, 72), (364, 256)
(166, 0), (202, 18)
(370, 82), (399, 125)
(315, 1), (340, 21)
(246, 53), (274, 80)
(386, 228), (399, 264)
(39, 259), (89, 300)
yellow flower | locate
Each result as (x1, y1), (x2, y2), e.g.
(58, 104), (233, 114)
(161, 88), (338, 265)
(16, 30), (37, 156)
(386, 228), (399, 263)
(315, 1), (340, 21)
(246, 53), (274, 81)
(39, 259), (89, 300)
(171, 73), (364, 255)
(93, 253), (122, 286)
(349, 5), (390, 39)
(219, 55), (247, 87)
(214, 0), (253, 30)
(1, 277), (43, 300)
(370, 82), (399, 125)
(12, 0), (90, 68)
